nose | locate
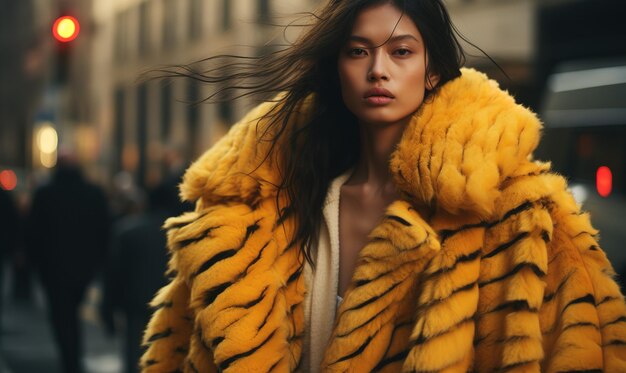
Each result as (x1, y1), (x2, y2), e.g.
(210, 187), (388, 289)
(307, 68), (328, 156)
(367, 49), (389, 81)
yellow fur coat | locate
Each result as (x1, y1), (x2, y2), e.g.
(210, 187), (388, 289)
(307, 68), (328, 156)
(141, 68), (626, 372)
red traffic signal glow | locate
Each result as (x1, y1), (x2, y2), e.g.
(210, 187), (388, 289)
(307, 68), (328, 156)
(596, 166), (612, 197)
(53, 16), (80, 42)
(0, 169), (17, 191)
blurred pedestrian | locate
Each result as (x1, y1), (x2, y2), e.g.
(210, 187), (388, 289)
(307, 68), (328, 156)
(101, 177), (188, 373)
(0, 187), (20, 332)
(25, 152), (110, 373)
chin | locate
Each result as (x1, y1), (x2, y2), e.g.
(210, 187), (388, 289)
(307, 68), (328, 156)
(357, 112), (412, 127)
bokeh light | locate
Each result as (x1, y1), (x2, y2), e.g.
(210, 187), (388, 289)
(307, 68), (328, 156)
(0, 169), (18, 191)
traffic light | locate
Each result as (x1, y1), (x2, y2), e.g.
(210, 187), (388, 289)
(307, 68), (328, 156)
(52, 14), (81, 83)
(52, 15), (80, 43)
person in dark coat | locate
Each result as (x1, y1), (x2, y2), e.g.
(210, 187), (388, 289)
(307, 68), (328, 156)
(101, 177), (189, 373)
(0, 187), (20, 331)
(26, 154), (110, 373)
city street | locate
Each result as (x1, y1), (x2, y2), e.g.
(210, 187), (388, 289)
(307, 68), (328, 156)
(1, 278), (122, 373)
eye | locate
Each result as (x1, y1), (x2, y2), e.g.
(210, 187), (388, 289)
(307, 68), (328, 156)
(394, 48), (412, 56)
(348, 48), (368, 57)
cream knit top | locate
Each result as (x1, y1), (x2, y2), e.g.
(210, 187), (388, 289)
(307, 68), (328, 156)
(300, 169), (353, 373)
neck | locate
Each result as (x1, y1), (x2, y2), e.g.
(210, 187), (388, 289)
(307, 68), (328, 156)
(348, 117), (408, 192)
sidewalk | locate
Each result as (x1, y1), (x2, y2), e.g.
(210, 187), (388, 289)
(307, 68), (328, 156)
(1, 280), (122, 373)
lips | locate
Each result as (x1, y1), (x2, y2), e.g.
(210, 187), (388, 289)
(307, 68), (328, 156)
(364, 87), (394, 105)
(364, 87), (394, 99)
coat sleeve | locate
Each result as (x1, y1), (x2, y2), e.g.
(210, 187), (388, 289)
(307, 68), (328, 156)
(140, 275), (195, 372)
(140, 211), (219, 373)
(540, 173), (626, 372)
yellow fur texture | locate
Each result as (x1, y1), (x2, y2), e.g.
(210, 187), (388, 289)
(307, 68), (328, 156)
(140, 69), (626, 372)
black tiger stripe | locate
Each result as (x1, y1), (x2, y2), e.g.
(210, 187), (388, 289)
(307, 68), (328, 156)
(144, 359), (158, 367)
(355, 257), (422, 288)
(193, 249), (237, 278)
(421, 282), (476, 309)
(386, 215), (412, 227)
(493, 201), (534, 226)
(541, 230), (551, 242)
(602, 315), (626, 328)
(496, 335), (532, 343)
(275, 205), (294, 227)
(267, 356), (283, 372)
(556, 370), (603, 373)
(372, 349), (409, 372)
(561, 294), (595, 316)
(439, 222), (487, 244)
(414, 316), (473, 345)
(589, 245), (599, 251)
(165, 269), (178, 279)
(223, 287), (268, 312)
(257, 295), (277, 334)
(342, 279), (403, 314)
(212, 336), (225, 348)
(166, 212), (207, 229)
(605, 339), (626, 346)
(479, 262), (545, 288)
(424, 249), (481, 280)
(177, 226), (222, 249)
(287, 265), (303, 284)
(355, 268), (393, 287)
(337, 297), (398, 337)
(376, 320), (413, 364)
(244, 240), (270, 275)
(203, 282), (233, 307)
(597, 296), (619, 306)
(562, 321), (598, 333)
(482, 232), (529, 259)
(495, 359), (537, 373)
(150, 300), (173, 311)
(330, 335), (374, 364)
(484, 299), (536, 315)
(544, 270), (575, 303)
(148, 328), (173, 342)
(218, 329), (277, 371)
(174, 346), (188, 354)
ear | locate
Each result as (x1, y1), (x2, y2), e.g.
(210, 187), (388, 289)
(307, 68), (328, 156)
(425, 72), (440, 91)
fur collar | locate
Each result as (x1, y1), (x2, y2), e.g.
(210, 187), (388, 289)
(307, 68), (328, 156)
(180, 68), (544, 218)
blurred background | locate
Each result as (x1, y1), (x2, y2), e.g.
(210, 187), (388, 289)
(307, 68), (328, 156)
(0, 0), (625, 372)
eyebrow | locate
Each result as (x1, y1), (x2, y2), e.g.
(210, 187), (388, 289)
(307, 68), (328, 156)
(347, 34), (420, 45)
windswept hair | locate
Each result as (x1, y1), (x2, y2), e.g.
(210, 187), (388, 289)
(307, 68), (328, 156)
(152, 0), (467, 267)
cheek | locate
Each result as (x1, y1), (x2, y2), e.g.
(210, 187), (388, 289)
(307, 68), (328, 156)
(337, 62), (361, 104)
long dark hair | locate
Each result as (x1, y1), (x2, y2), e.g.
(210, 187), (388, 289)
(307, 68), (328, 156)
(155, 0), (466, 268)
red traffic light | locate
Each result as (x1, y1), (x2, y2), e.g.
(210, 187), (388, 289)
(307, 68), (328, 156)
(53, 16), (80, 42)
(0, 169), (17, 191)
(596, 166), (612, 198)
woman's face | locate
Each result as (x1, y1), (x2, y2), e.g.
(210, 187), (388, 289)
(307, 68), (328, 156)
(337, 3), (438, 126)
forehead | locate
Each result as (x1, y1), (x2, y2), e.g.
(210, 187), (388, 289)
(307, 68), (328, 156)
(349, 3), (422, 43)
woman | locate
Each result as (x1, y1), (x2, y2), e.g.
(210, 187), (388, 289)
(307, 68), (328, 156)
(141, 0), (626, 372)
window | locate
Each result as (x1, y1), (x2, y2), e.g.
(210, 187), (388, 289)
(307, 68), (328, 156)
(160, 81), (172, 141)
(189, 0), (203, 40)
(221, 0), (231, 31)
(258, 0), (270, 23)
(163, 0), (177, 49)
(138, 1), (150, 55)
(187, 80), (201, 159)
